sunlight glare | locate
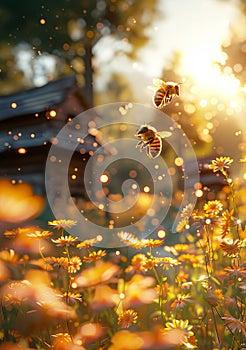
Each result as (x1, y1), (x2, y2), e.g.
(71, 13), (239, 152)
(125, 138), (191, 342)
(181, 48), (241, 99)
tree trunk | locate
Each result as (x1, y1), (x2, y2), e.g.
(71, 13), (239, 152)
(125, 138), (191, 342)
(84, 42), (94, 107)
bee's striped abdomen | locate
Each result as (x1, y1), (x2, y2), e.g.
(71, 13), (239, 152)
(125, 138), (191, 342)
(147, 136), (162, 159)
(153, 88), (166, 109)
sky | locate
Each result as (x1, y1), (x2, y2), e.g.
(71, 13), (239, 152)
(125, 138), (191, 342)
(16, 0), (243, 106)
(140, 0), (240, 77)
(94, 0), (241, 98)
(93, 0), (245, 165)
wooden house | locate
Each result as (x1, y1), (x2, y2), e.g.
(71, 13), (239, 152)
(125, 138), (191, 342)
(0, 75), (102, 207)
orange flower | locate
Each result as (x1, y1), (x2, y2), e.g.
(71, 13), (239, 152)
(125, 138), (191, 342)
(4, 229), (19, 237)
(108, 330), (144, 350)
(0, 179), (44, 223)
(173, 244), (190, 253)
(73, 323), (104, 347)
(205, 289), (224, 307)
(60, 292), (83, 306)
(28, 258), (53, 271)
(118, 309), (138, 328)
(51, 235), (78, 246)
(208, 156), (233, 173)
(83, 250), (107, 262)
(164, 319), (195, 347)
(67, 256), (82, 274)
(170, 294), (192, 310)
(45, 256), (82, 273)
(0, 342), (34, 350)
(125, 326), (189, 349)
(181, 282), (193, 290)
(123, 274), (158, 308)
(176, 218), (189, 233)
(26, 230), (52, 239)
(126, 254), (148, 273)
(0, 249), (19, 264)
(4, 226), (51, 254)
(4, 226), (43, 237)
(46, 256), (70, 268)
(2, 280), (33, 310)
(140, 238), (163, 248)
(191, 209), (204, 221)
(48, 219), (77, 230)
(90, 285), (118, 310)
(117, 231), (138, 244)
(37, 290), (77, 320)
(224, 265), (246, 278)
(203, 200), (223, 217)
(176, 271), (189, 283)
(180, 203), (194, 219)
(77, 238), (99, 248)
(178, 254), (204, 266)
(220, 238), (242, 257)
(155, 257), (180, 267)
(220, 209), (236, 238)
(222, 316), (246, 337)
(142, 257), (159, 270)
(51, 333), (75, 350)
(156, 282), (169, 298)
(214, 289), (224, 300)
(73, 260), (120, 288)
(117, 231), (146, 249)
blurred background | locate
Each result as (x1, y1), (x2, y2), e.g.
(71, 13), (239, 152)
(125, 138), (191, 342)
(0, 0), (246, 232)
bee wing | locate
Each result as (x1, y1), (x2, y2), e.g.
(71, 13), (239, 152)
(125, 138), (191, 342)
(157, 131), (172, 138)
(147, 135), (162, 159)
(152, 78), (165, 87)
(166, 82), (181, 95)
(148, 84), (158, 91)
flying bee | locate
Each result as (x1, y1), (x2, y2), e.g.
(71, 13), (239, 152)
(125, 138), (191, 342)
(149, 78), (181, 109)
(135, 124), (172, 159)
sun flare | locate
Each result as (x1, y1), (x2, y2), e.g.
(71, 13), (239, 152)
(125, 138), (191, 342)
(181, 48), (241, 100)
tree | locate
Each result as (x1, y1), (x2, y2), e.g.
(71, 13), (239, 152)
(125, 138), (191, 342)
(0, 0), (160, 101)
(216, 0), (246, 84)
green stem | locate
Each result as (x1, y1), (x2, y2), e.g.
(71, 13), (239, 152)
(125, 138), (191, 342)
(197, 234), (210, 278)
(38, 239), (46, 261)
(152, 266), (166, 325)
(210, 305), (220, 346)
(222, 170), (240, 240)
(213, 306), (242, 348)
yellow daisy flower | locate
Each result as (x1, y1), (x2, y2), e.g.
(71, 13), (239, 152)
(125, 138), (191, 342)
(220, 238), (242, 257)
(165, 319), (194, 346)
(48, 219), (77, 230)
(77, 238), (99, 248)
(68, 256), (82, 273)
(222, 316), (246, 338)
(208, 156), (233, 173)
(203, 200), (223, 217)
(83, 250), (107, 262)
(118, 309), (138, 328)
(51, 235), (79, 246)
(26, 230), (52, 239)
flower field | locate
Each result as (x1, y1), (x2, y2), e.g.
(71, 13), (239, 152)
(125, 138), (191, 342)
(0, 157), (245, 349)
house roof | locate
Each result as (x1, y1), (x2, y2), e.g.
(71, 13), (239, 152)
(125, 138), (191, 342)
(0, 75), (102, 153)
(0, 75), (78, 121)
